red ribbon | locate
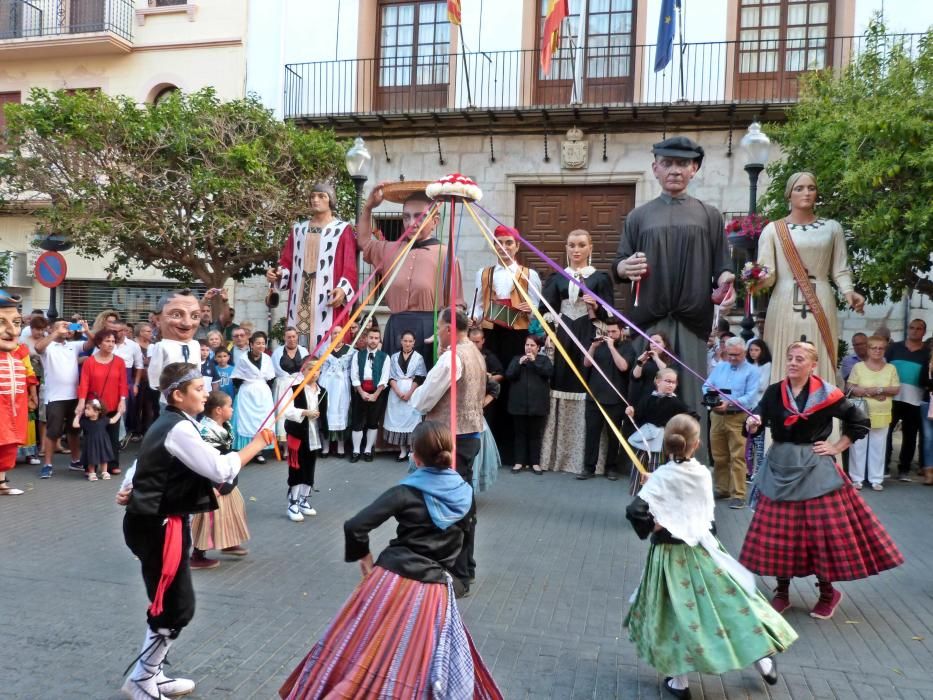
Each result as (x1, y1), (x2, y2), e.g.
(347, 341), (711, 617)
(148, 515), (183, 618)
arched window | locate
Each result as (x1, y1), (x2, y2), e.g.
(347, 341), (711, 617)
(151, 84), (180, 104)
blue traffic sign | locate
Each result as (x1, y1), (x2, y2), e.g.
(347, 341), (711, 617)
(35, 251), (67, 289)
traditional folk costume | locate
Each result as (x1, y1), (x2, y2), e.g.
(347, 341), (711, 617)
(191, 417), (250, 554)
(271, 344), (309, 442)
(472, 225), (542, 465)
(0, 339), (28, 496)
(121, 394), (242, 699)
(349, 347), (389, 458)
(282, 378), (322, 522)
(278, 467), (502, 700)
(539, 267), (613, 474)
(231, 352), (275, 450)
(739, 376), (904, 618)
(410, 339), (488, 592)
(625, 457), (798, 695)
(360, 234), (464, 365)
(317, 344), (353, 455)
(383, 348), (427, 455)
(276, 213), (357, 351)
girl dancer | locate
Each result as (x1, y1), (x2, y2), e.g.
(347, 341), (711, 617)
(625, 414), (797, 699)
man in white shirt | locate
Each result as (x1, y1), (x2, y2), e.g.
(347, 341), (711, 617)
(35, 319), (93, 478)
(349, 327), (389, 462)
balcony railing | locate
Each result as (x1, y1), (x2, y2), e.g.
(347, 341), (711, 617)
(284, 33), (921, 121)
(0, 0), (134, 42)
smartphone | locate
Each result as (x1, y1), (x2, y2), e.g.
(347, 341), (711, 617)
(68, 322), (83, 332)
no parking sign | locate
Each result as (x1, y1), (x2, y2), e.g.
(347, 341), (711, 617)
(34, 251), (67, 289)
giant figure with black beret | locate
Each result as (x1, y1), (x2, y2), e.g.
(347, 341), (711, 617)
(613, 136), (736, 443)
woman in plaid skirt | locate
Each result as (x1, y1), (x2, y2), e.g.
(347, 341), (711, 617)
(740, 341), (904, 620)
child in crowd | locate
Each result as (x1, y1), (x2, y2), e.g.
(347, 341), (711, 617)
(349, 327), (389, 462)
(212, 347), (235, 399)
(624, 414), (797, 699)
(80, 398), (115, 481)
(199, 339), (214, 377)
(505, 335), (553, 475)
(190, 391), (251, 568)
(625, 368), (697, 491)
(282, 356), (322, 522)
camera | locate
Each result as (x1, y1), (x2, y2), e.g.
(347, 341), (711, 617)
(702, 388), (730, 408)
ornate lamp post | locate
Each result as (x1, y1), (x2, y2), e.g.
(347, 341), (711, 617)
(345, 136), (372, 225)
(739, 121), (771, 341)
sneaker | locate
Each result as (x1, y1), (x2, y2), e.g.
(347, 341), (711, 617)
(27, 455), (41, 466)
(898, 474), (912, 482)
(871, 483), (884, 491)
(68, 460), (84, 472)
(39, 465), (53, 479)
(771, 594), (791, 615)
(810, 587), (843, 619)
(287, 501), (304, 522)
(298, 497), (316, 517)
(728, 498), (746, 509)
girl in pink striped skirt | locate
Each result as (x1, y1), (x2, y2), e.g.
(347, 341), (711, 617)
(279, 420), (502, 700)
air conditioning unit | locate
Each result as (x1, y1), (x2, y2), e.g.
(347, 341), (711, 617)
(5, 252), (31, 288)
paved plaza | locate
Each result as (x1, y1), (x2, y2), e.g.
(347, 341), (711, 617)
(3, 449), (933, 699)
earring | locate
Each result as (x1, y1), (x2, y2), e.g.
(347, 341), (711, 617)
(587, 253), (592, 267)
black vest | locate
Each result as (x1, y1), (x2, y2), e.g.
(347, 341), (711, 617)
(127, 407), (218, 517)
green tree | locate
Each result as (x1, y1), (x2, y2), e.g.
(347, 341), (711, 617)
(759, 22), (933, 303)
(1, 88), (351, 292)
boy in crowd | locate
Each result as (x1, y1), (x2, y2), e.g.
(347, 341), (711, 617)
(349, 327), (389, 462)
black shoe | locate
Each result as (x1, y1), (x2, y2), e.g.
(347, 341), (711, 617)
(363, 452), (374, 462)
(606, 472), (619, 481)
(254, 454), (267, 465)
(349, 453), (360, 463)
(754, 656), (778, 685)
(396, 454), (409, 462)
(576, 472), (594, 480)
(714, 491), (730, 500)
(663, 677), (691, 699)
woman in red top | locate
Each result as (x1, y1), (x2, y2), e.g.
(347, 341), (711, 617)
(74, 329), (127, 475)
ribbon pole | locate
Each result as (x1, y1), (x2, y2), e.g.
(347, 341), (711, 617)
(447, 197), (458, 461)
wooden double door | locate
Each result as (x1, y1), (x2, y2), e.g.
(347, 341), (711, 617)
(514, 183), (636, 307)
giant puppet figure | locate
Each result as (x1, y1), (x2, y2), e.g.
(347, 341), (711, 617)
(0, 290), (27, 496)
(267, 183), (358, 352)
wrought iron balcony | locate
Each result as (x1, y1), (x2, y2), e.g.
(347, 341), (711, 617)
(284, 33), (921, 136)
(0, 0), (134, 50)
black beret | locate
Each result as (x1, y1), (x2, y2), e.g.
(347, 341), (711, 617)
(652, 136), (705, 167)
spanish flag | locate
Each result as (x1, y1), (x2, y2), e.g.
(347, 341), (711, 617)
(448, 0), (461, 25)
(540, 0), (569, 75)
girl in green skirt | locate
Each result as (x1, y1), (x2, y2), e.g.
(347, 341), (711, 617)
(624, 414), (798, 699)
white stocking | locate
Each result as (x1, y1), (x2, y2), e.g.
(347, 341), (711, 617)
(351, 431), (363, 453)
(365, 429), (378, 453)
(667, 674), (689, 691)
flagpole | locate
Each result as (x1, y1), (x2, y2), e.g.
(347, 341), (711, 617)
(570, 0), (587, 105)
(677, 0), (686, 101)
(458, 24), (474, 107)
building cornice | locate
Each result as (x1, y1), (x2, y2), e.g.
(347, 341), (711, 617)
(132, 37), (243, 53)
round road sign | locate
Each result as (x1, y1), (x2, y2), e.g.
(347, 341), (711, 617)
(35, 251), (67, 289)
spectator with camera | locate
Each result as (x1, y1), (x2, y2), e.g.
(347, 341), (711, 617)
(702, 336), (760, 509)
(579, 318), (637, 480)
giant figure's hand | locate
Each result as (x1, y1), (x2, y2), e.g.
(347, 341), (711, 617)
(617, 252), (648, 281)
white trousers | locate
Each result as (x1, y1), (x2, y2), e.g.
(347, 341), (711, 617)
(849, 426), (887, 485)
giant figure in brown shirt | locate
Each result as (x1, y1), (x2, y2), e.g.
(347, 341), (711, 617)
(358, 184), (464, 368)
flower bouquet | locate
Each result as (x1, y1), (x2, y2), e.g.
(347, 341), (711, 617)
(740, 262), (771, 315)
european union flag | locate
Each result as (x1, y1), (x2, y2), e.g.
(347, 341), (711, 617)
(654, 0), (681, 72)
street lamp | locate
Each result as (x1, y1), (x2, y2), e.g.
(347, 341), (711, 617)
(739, 121), (771, 341)
(37, 232), (73, 320)
(345, 136), (372, 225)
